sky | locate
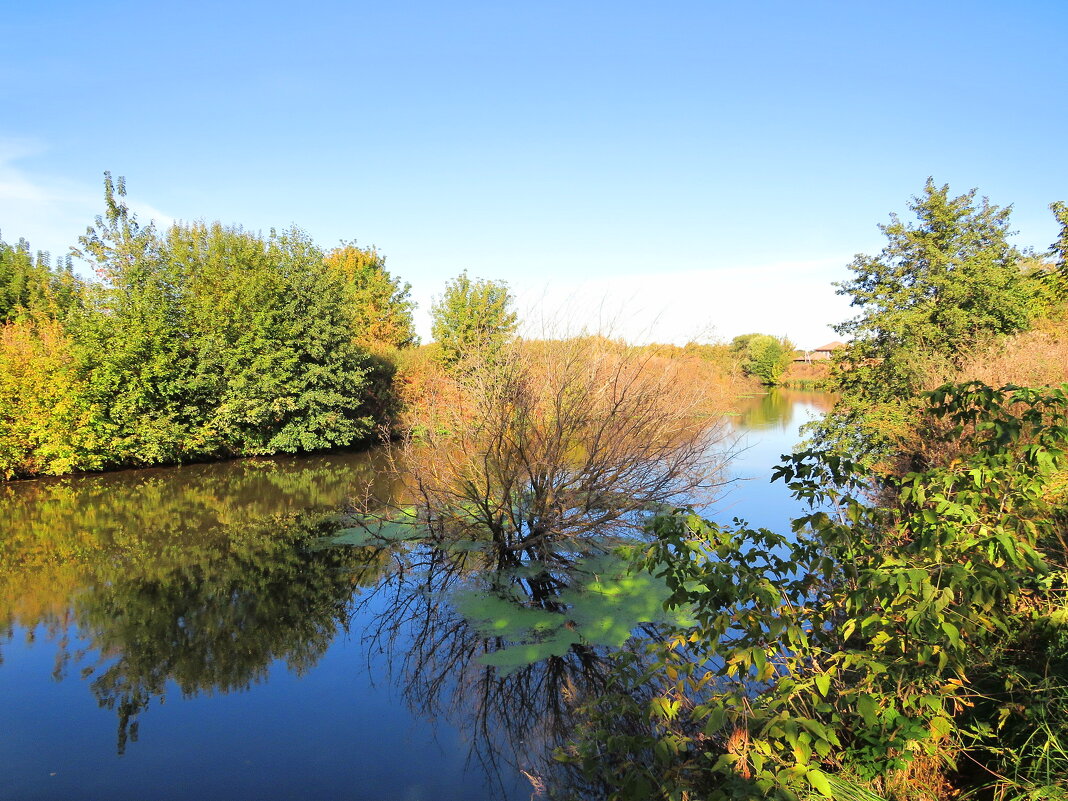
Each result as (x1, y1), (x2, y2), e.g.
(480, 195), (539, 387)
(2, 0), (1065, 348)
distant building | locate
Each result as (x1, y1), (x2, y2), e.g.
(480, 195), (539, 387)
(795, 340), (847, 362)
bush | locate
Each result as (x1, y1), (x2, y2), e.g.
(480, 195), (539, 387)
(391, 336), (731, 555)
(563, 381), (1068, 801)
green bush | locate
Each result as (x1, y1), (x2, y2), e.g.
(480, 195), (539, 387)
(563, 382), (1068, 801)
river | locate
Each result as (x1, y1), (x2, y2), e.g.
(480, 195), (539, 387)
(0, 389), (834, 801)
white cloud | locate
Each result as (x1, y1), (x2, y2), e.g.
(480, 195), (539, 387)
(411, 258), (855, 349)
(0, 139), (172, 265)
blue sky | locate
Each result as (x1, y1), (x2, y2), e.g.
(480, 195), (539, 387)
(2, 0), (1065, 346)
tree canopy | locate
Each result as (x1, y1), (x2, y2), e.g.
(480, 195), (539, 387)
(323, 242), (416, 349)
(0, 174), (409, 478)
(0, 235), (80, 322)
(729, 333), (794, 386)
(834, 179), (1040, 401)
(430, 270), (517, 363)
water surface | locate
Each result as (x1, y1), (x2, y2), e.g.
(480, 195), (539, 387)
(0, 389), (828, 800)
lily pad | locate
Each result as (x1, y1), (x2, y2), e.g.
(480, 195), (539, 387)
(453, 549), (693, 672)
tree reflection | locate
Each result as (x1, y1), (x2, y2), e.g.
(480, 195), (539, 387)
(2, 440), (667, 793)
(70, 515), (387, 753)
(731, 388), (837, 431)
(351, 541), (661, 796)
(0, 450), (395, 754)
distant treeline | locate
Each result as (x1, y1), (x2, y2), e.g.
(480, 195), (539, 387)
(0, 175), (415, 479)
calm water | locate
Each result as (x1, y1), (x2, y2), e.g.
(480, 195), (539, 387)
(0, 390), (833, 801)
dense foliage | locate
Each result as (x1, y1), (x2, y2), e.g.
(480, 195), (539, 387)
(820, 180), (1058, 458)
(0, 235), (81, 321)
(430, 270), (518, 364)
(564, 382), (1068, 800)
(731, 333), (795, 386)
(557, 181), (1068, 800)
(0, 175), (415, 478)
(323, 242), (417, 349)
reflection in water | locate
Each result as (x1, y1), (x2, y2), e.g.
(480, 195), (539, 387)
(75, 519), (387, 753)
(731, 388), (836, 431)
(2, 513), (389, 754)
(0, 392), (824, 800)
(353, 542), (665, 795)
(0, 450), (394, 627)
(0, 450), (394, 753)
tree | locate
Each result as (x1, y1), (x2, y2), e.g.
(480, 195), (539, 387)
(730, 333), (794, 385)
(0, 317), (103, 478)
(834, 179), (1040, 401)
(430, 271), (517, 363)
(70, 173), (198, 465)
(323, 242), (416, 349)
(0, 235), (80, 321)
(158, 222), (378, 455)
(815, 180), (1047, 459)
(66, 175), (380, 469)
(1049, 200), (1068, 293)
(392, 336), (728, 556)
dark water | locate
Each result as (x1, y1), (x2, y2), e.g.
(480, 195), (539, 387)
(0, 390), (832, 801)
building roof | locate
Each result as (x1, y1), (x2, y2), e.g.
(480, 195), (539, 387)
(813, 341), (847, 352)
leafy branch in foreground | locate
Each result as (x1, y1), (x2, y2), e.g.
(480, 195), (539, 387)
(561, 382), (1068, 801)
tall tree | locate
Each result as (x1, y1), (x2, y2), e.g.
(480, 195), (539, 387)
(1049, 200), (1068, 292)
(834, 179), (1040, 402)
(430, 271), (517, 364)
(70, 173), (198, 464)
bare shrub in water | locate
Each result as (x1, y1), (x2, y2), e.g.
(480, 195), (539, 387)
(392, 335), (731, 556)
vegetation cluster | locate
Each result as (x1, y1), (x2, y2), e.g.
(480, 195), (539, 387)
(6, 171), (1068, 800)
(730, 333), (796, 386)
(0, 175), (416, 479)
(391, 333), (734, 561)
(556, 181), (1068, 801)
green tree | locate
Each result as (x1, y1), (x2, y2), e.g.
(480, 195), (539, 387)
(0, 235), (80, 321)
(730, 333), (794, 385)
(816, 180), (1046, 459)
(1049, 200), (1068, 294)
(430, 270), (517, 363)
(64, 175), (380, 470)
(160, 221), (378, 455)
(834, 179), (1039, 401)
(70, 173), (198, 465)
(323, 242), (417, 349)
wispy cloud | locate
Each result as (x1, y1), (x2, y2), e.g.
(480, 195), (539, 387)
(0, 139), (172, 263)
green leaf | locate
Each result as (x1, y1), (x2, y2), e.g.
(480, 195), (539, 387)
(806, 768), (833, 797)
(929, 716), (953, 741)
(814, 673), (831, 698)
(704, 705), (728, 734)
(857, 695), (878, 726)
